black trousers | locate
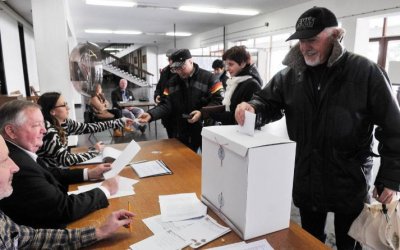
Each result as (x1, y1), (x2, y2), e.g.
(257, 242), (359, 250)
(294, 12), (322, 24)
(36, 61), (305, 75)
(107, 109), (122, 119)
(299, 208), (362, 250)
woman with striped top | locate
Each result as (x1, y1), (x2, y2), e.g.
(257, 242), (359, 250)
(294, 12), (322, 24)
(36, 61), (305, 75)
(36, 92), (132, 168)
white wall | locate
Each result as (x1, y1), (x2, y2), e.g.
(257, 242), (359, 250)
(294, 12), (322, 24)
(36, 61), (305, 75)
(0, 10), (26, 95)
(31, 0), (77, 118)
(24, 29), (39, 92)
(144, 46), (158, 85)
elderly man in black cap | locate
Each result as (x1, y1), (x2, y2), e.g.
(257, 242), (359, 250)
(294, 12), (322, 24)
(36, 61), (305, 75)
(140, 49), (224, 151)
(235, 6), (400, 250)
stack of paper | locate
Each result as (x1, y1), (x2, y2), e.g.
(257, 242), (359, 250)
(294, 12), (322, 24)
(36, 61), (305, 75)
(159, 193), (207, 222)
(68, 176), (138, 199)
(130, 193), (230, 249)
(130, 160), (172, 178)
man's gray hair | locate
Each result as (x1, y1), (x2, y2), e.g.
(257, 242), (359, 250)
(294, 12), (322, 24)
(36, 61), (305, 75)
(0, 100), (41, 133)
(324, 26), (346, 41)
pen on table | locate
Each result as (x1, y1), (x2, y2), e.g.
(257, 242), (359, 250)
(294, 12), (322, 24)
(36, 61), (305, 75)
(131, 160), (148, 165)
(128, 201), (132, 233)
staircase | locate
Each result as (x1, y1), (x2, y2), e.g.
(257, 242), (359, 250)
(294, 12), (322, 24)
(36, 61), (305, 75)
(101, 45), (153, 87)
(102, 62), (149, 87)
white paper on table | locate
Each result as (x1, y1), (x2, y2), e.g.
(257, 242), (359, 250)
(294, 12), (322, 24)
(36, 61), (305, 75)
(129, 229), (190, 250)
(241, 239), (274, 250)
(205, 241), (247, 250)
(237, 111), (256, 136)
(176, 215), (231, 249)
(206, 239), (274, 250)
(103, 140), (141, 179)
(143, 214), (201, 234)
(68, 176), (138, 199)
(159, 193), (207, 222)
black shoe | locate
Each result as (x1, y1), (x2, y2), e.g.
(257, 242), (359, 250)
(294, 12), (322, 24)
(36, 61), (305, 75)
(139, 124), (147, 134)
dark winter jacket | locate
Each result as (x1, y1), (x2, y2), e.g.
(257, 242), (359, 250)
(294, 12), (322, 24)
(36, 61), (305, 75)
(249, 41), (400, 213)
(148, 63), (224, 150)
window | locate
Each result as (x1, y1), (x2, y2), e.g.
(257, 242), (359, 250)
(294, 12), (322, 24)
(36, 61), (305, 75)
(369, 14), (400, 70)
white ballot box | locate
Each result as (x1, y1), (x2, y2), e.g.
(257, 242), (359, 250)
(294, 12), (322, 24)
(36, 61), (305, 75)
(201, 125), (296, 240)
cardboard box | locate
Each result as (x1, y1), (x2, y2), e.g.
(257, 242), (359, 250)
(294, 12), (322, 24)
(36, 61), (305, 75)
(201, 125), (296, 240)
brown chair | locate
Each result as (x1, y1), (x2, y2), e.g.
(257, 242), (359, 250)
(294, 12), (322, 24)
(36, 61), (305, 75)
(0, 95), (23, 107)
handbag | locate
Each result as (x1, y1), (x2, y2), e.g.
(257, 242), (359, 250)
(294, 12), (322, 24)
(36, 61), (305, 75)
(348, 199), (400, 250)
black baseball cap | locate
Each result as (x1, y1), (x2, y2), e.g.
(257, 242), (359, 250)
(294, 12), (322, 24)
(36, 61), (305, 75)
(170, 49), (192, 68)
(286, 7), (338, 41)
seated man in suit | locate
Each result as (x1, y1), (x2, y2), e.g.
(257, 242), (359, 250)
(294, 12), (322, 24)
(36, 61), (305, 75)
(0, 134), (134, 249)
(0, 100), (119, 229)
(111, 78), (147, 133)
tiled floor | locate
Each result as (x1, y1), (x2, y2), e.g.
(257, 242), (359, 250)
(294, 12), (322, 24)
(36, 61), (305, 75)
(73, 79), (336, 249)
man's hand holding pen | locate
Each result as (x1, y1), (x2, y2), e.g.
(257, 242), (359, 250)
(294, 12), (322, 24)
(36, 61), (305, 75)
(95, 209), (135, 240)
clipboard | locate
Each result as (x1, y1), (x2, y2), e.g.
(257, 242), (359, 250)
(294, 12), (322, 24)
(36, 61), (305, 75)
(130, 160), (173, 178)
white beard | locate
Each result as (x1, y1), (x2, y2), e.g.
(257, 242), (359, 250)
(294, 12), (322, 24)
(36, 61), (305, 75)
(304, 52), (322, 66)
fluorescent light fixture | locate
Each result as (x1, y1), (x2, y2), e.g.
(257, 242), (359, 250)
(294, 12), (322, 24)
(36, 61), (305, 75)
(85, 29), (113, 34)
(165, 32), (192, 37)
(179, 5), (259, 16)
(114, 30), (142, 35)
(104, 48), (123, 51)
(86, 0), (137, 7)
(179, 6), (218, 14)
(219, 9), (259, 16)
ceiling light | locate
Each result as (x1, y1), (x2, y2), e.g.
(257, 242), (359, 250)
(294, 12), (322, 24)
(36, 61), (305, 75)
(219, 9), (259, 16)
(114, 30), (142, 35)
(179, 5), (259, 16)
(165, 32), (192, 37)
(104, 48), (123, 51)
(85, 29), (113, 34)
(179, 6), (218, 14)
(86, 0), (137, 7)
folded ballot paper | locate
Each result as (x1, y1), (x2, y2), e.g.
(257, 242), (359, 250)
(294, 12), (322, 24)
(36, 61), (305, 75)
(130, 193), (230, 250)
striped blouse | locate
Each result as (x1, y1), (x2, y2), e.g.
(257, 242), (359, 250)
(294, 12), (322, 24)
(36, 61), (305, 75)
(37, 118), (124, 168)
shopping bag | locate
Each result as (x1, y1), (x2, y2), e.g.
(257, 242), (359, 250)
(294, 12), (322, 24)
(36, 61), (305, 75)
(348, 199), (400, 250)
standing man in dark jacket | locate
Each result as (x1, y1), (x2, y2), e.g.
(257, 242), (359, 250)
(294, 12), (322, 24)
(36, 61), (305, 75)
(140, 49), (224, 151)
(154, 48), (177, 138)
(235, 7), (400, 250)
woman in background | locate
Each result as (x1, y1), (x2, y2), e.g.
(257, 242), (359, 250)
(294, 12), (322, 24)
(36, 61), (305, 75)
(209, 45), (262, 125)
(90, 83), (132, 135)
(90, 83), (121, 120)
(37, 92), (132, 168)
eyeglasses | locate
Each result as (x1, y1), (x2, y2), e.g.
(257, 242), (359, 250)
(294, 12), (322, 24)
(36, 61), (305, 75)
(54, 102), (68, 108)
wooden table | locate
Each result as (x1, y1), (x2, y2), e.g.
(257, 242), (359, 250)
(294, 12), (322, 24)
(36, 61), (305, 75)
(69, 139), (330, 249)
(118, 100), (158, 139)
